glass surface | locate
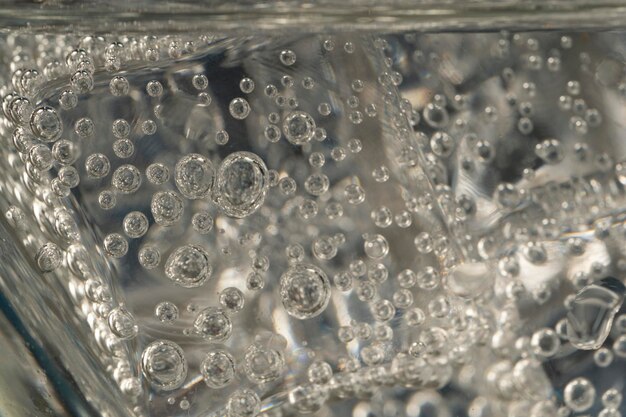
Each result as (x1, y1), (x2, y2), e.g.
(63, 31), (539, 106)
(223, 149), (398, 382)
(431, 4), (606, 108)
(1, 3), (626, 417)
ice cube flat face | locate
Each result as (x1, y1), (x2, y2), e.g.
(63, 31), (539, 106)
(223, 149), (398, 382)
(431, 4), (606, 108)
(0, 33), (459, 417)
(390, 31), (626, 257)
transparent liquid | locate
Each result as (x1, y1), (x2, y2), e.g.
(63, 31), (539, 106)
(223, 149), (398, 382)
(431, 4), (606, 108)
(2, 26), (626, 417)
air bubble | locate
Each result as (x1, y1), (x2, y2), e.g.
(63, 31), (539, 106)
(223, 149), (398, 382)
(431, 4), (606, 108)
(151, 191), (184, 226)
(155, 301), (178, 323)
(70, 70), (93, 93)
(220, 287), (245, 312)
(107, 306), (138, 339)
(264, 84), (277, 97)
(112, 164), (141, 193)
(227, 389), (260, 417)
(279, 50), (297, 66)
(372, 299), (396, 322)
(417, 266), (440, 290)
(214, 151), (269, 218)
(142, 119), (157, 135)
(192, 211), (213, 234)
(58, 166), (80, 188)
(281, 75), (294, 87)
(109, 75), (129, 96)
(423, 103), (449, 128)
(141, 340), (187, 391)
(5, 206), (24, 229)
(318, 102), (331, 116)
(602, 388), (622, 409)
(146, 163), (169, 184)
(215, 129), (229, 145)
(198, 92), (212, 105)
(430, 132), (455, 157)
(264, 124), (281, 142)
(363, 234), (389, 259)
(139, 246), (160, 269)
(283, 111), (315, 145)
(123, 211), (149, 238)
(30, 107), (62, 142)
(165, 244), (211, 288)
(229, 97), (251, 120)
(59, 90), (78, 110)
(146, 80), (163, 97)
(109, 138), (132, 157)
(348, 138), (362, 153)
(278, 177), (296, 195)
(302, 76), (315, 89)
(307, 361), (332, 384)
(98, 190), (116, 209)
(36, 243), (62, 272)
(344, 183), (365, 204)
(304, 173), (329, 196)
(530, 328), (560, 357)
(405, 308), (426, 326)
(564, 377), (596, 412)
(104, 233), (128, 258)
(192, 74), (208, 90)
(194, 307), (232, 341)
(51, 179), (70, 197)
(308, 152), (325, 167)
(85, 153), (110, 178)
(280, 263), (331, 319)
(312, 236), (337, 260)
(112, 119), (130, 138)
(29, 144), (53, 171)
(175, 153), (215, 199)
(201, 349), (235, 388)
(244, 344), (284, 383)
(594, 347), (614, 367)
(74, 117), (94, 139)
(494, 183), (526, 209)
(246, 272), (265, 290)
(239, 77), (255, 93)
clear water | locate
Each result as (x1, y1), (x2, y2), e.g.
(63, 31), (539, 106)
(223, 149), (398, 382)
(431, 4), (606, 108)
(2, 12), (626, 417)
